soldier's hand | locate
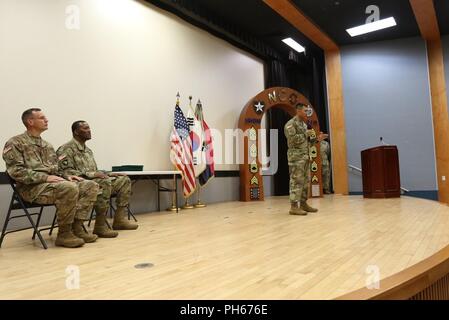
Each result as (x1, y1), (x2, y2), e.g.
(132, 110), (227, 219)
(109, 172), (126, 177)
(318, 132), (324, 141)
(94, 172), (108, 179)
(46, 175), (65, 183)
(67, 175), (84, 182)
(306, 129), (315, 138)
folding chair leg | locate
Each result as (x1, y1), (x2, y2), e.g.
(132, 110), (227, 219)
(32, 206), (45, 240)
(49, 213), (57, 236)
(108, 198), (136, 225)
(0, 196), (15, 248)
(88, 209), (111, 229)
(109, 201), (115, 219)
(19, 201), (48, 249)
(88, 208), (95, 227)
(128, 205), (137, 222)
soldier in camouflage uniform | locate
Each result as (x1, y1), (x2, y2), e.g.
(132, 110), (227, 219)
(319, 132), (331, 194)
(284, 103), (319, 215)
(2, 109), (99, 248)
(57, 121), (138, 238)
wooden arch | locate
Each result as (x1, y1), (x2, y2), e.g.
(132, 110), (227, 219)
(238, 87), (322, 201)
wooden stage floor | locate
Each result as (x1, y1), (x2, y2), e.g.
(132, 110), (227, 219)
(1, 195), (449, 300)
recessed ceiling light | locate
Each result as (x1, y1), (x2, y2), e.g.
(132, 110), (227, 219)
(282, 38), (305, 53)
(346, 17), (397, 37)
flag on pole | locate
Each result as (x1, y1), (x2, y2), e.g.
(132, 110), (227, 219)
(186, 98), (206, 177)
(170, 101), (196, 197)
(195, 100), (215, 186)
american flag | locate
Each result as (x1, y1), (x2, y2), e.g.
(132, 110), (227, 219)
(170, 104), (196, 197)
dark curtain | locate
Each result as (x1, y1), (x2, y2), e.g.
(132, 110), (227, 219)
(265, 59), (293, 196)
(265, 55), (328, 196)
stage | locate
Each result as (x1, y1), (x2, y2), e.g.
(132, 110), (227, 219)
(1, 195), (449, 299)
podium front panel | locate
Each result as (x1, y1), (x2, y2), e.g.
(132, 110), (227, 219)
(361, 146), (400, 198)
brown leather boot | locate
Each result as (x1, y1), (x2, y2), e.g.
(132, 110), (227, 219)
(55, 224), (85, 248)
(93, 214), (118, 238)
(300, 201), (318, 212)
(72, 219), (98, 243)
(112, 207), (138, 230)
(289, 202), (307, 215)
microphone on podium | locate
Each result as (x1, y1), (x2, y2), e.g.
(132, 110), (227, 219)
(380, 137), (388, 145)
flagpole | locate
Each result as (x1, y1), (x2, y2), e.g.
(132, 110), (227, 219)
(194, 99), (209, 208)
(194, 181), (206, 208)
(182, 197), (194, 209)
(182, 95), (195, 210)
(168, 92), (182, 213)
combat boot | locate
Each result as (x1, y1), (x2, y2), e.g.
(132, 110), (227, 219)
(72, 219), (98, 243)
(289, 202), (307, 215)
(300, 201), (318, 213)
(93, 214), (118, 238)
(55, 224), (85, 248)
(112, 207), (138, 230)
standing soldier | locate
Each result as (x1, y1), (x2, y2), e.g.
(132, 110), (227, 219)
(57, 121), (138, 239)
(2, 108), (99, 248)
(319, 132), (331, 194)
(284, 103), (318, 215)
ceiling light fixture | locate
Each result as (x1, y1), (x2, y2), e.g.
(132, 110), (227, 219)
(346, 17), (397, 37)
(282, 38), (305, 53)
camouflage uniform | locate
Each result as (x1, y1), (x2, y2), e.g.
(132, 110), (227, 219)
(284, 117), (315, 204)
(2, 132), (99, 226)
(56, 139), (131, 218)
(320, 139), (331, 193)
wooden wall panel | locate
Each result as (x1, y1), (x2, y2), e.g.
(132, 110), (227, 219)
(427, 39), (449, 204)
(325, 50), (349, 195)
(410, 0), (449, 203)
(409, 0), (440, 40)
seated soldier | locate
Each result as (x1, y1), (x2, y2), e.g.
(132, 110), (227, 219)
(57, 121), (138, 238)
(2, 108), (99, 248)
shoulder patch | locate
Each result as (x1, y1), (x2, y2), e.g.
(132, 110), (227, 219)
(3, 146), (12, 154)
(58, 154), (67, 161)
(286, 125), (296, 136)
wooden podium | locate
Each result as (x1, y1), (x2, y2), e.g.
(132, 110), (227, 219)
(361, 145), (401, 198)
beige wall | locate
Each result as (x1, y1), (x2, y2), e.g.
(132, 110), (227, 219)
(0, 0), (264, 171)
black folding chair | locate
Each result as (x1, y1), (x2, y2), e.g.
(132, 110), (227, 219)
(1, 173), (89, 249)
(0, 173), (54, 249)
